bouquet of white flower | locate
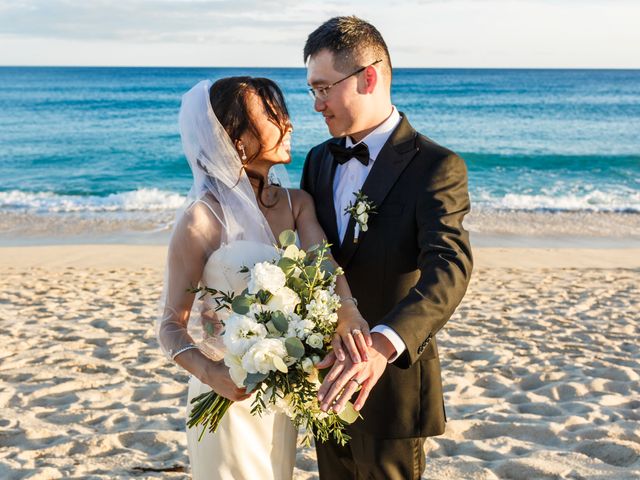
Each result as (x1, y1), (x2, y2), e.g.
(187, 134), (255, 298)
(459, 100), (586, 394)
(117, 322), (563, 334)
(188, 230), (358, 445)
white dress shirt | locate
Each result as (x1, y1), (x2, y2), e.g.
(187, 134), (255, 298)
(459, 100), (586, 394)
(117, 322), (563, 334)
(332, 106), (407, 362)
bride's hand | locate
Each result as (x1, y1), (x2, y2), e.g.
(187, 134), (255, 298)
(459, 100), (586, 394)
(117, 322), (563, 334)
(205, 361), (252, 402)
(333, 302), (372, 363)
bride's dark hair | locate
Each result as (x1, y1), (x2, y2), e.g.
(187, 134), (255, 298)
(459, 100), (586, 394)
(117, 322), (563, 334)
(209, 77), (290, 207)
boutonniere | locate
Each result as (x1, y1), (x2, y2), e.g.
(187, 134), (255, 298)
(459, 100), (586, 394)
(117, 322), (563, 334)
(344, 190), (377, 243)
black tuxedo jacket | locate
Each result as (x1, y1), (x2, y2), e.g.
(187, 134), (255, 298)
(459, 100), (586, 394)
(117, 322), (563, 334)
(301, 114), (473, 438)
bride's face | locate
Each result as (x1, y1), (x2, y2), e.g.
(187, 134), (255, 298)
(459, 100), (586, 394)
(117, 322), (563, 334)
(242, 92), (292, 165)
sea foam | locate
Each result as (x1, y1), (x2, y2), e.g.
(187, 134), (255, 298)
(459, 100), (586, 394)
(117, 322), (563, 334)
(0, 188), (186, 213)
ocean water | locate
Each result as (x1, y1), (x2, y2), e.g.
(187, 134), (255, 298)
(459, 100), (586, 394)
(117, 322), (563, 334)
(0, 67), (638, 243)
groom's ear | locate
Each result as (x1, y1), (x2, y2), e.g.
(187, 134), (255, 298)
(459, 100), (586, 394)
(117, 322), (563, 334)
(362, 65), (378, 94)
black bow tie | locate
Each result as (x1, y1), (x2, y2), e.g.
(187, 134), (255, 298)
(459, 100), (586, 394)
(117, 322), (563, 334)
(328, 142), (370, 166)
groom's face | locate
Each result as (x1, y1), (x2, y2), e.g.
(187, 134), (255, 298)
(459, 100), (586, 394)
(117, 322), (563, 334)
(306, 50), (368, 138)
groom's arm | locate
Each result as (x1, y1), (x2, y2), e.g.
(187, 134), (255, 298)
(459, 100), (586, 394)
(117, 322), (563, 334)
(382, 151), (473, 369)
(316, 151), (473, 412)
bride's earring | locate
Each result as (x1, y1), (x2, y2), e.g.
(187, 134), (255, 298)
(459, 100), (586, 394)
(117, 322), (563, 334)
(239, 144), (247, 162)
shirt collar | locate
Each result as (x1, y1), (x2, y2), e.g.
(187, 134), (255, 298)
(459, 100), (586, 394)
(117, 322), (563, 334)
(345, 106), (401, 162)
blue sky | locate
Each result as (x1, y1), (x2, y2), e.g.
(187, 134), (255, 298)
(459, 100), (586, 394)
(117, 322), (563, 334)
(1, 0), (638, 67)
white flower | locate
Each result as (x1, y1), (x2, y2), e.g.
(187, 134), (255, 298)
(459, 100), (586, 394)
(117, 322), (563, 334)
(287, 316), (315, 340)
(247, 262), (286, 294)
(306, 289), (341, 325)
(222, 313), (267, 356)
(356, 202), (366, 215)
(242, 338), (289, 374)
(313, 289), (332, 305)
(266, 286), (300, 315)
(358, 213), (369, 229)
(224, 353), (247, 387)
(306, 333), (324, 349)
(301, 357), (314, 374)
(282, 244), (306, 261)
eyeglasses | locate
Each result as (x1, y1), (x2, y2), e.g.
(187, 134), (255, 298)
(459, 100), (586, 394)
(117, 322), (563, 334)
(308, 59), (382, 101)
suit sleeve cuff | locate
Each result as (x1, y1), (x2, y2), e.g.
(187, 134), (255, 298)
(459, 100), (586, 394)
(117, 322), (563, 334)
(370, 324), (407, 363)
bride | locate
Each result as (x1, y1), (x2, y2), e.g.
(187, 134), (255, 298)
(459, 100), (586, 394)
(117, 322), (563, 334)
(157, 77), (371, 480)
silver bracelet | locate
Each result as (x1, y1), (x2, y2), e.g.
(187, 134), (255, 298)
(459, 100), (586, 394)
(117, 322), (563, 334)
(171, 343), (199, 360)
(341, 296), (358, 307)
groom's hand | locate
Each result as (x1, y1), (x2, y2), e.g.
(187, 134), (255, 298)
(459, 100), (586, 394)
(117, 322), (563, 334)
(317, 333), (396, 412)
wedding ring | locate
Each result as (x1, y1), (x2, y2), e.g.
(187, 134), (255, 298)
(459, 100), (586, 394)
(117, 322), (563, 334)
(351, 329), (361, 336)
(350, 378), (361, 386)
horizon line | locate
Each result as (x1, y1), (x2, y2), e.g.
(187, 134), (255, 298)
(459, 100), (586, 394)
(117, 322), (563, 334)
(1, 65), (639, 70)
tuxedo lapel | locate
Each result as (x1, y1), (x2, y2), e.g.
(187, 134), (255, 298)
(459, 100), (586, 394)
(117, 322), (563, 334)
(316, 139), (341, 254)
(338, 115), (419, 267)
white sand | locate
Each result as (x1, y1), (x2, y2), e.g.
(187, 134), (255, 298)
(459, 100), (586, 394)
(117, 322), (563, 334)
(0, 245), (638, 479)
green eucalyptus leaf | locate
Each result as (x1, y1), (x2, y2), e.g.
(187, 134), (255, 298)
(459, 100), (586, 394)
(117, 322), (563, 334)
(278, 257), (297, 274)
(272, 355), (289, 373)
(289, 277), (305, 292)
(279, 229), (297, 248)
(245, 383), (258, 394)
(271, 312), (289, 333)
(285, 337), (305, 359)
(204, 322), (216, 336)
(320, 259), (336, 276)
(245, 372), (268, 385)
(265, 320), (280, 335)
(231, 295), (252, 315)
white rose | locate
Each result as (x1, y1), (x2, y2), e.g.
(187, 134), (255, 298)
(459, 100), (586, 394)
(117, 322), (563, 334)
(224, 353), (247, 387)
(242, 338), (288, 374)
(266, 286), (300, 315)
(247, 262), (286, 294)
(306, 333), (324, 349)
(358, 212), (369, 225)
(356, 202), (366, 215)
(222, 313), (267, 356)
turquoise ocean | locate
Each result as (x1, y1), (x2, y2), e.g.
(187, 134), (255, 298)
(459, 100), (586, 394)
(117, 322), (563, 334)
(0, 67), (638, 244)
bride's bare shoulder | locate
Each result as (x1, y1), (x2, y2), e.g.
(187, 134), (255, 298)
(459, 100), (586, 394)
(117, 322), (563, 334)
(175, 195), (225, 239)
(186, 194), (225, 223)
(284, 188), (315, 211)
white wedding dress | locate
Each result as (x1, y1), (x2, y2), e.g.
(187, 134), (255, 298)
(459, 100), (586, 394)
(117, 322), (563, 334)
(186, 239), (297, 480)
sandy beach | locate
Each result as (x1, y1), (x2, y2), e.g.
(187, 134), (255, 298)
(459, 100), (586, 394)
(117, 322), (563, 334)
(1, 244), (639, 479)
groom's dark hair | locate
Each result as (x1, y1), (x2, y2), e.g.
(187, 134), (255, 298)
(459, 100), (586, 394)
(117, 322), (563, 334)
(304, 16), (392, 81)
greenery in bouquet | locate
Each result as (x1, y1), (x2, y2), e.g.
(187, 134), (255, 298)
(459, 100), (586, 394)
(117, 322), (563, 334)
(188, 230), (359, 445)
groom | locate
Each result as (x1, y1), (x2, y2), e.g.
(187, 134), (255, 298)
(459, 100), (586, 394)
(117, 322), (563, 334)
(301, 16), (473, 479)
